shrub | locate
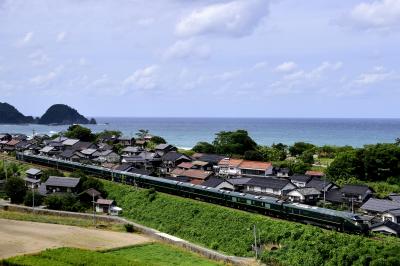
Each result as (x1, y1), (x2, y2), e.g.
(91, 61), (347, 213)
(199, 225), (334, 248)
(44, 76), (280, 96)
(4, 177), (26, 204)
(124, 223), (134, 233)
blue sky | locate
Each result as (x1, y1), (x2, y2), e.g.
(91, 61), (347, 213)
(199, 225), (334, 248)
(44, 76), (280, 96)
(0, 0), (399, 118)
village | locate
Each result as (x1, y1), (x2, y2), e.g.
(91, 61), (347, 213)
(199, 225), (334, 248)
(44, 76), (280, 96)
(0, 129), (400, 237)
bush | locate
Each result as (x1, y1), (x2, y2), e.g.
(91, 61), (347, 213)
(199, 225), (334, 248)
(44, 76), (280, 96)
(4, 177), (26, 204)
(23, 191), (44, 206)
(44, 194), (83, 211)
(124, 223), (134, 233)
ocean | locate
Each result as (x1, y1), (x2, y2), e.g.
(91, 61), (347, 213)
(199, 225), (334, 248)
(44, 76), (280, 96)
(1, 117), (399, 148)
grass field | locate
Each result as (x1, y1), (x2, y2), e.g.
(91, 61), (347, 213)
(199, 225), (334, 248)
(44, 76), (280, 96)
(2, 243), (223, 266)
(0, 210), (125, 232)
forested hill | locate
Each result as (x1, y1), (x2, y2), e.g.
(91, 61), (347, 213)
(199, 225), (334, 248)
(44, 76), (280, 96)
(0, 102), (34, 124)
(38, 104), (96, 125)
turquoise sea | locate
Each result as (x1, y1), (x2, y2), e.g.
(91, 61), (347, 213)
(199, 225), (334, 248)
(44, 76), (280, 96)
(0, 118), (399, 148)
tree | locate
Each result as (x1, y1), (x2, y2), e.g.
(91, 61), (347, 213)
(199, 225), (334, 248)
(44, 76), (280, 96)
(326, 150), (363, 180)
(41, 169), (64, 182)
(150, 136), (166, 145)
(396, 137), (400, 145)
(96, 130), (122, 141)
(64, 125), (95, 142)
(136, 129), (149, 139)
(299, 150), (315, 164)
(5, 177), (27, 203)
(213, 130), (257, 155)
(192, 142), (215, 154)
(258, 146), (287, 162)
(24, 191), (44, 206)
(289, 142), (315, 156)
(244, 150), (264, 161)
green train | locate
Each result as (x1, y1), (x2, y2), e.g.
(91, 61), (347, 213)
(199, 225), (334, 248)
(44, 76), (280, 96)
(16, 153), (368, 234)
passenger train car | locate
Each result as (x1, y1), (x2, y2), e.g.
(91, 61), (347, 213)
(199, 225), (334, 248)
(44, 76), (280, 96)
(16, 153), (368, 234)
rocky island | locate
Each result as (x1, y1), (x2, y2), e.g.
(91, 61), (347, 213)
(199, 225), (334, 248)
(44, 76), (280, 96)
(0, 102), (96, 125)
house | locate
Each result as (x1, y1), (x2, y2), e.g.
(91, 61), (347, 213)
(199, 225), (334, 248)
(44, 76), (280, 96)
(62, 138), (80, 147)
(71, 141), (98, 151)
(305, 170), (325, 178)
(117, 137), (134, 147)
(24, 168), (42, 188)
(194, 153), (225, 166)
(228, 178), (252, 192)
(389, 193), (400, 203)
(370, 220), (400, 236)
(273, 167), (290, 178)
(340, 185), (373, 205)
(171, 169), (212, 184)
(361, 198), (400, 215)
(287, 187), (321, 204)
(154, 144), (177, 156)
(59, 149), (83, 161)
(176, 162), (193, 170)
(39, 146), (59, 156)
(201, 177), (235, 191)
(79, 188), (102, 203)
(239, 160), (273, 177)
(217, 158), (243, 177)
(245, 177), (296, 197)
(0, 133), (12, 142)
(290, 175), (312, 188)
(11, 134), (27, 141)
(191, 160), (213, 171)
(44, 176), (81, 194)
(306, 177), (337, 193)
(95, 199), (122, 215)
(121, 146), (142, 156)
(77, 148), (98, 160)
(3, 139), (21, 152)
(382, 209), (400, 224)
(93, 150), (120, 163)
(161, 151), (192, 173)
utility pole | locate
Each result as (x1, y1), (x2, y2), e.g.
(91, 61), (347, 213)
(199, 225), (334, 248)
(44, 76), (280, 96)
(253, 224), (258, 260)
(92, 192), (96, 227)
(32, 184), (35, 213)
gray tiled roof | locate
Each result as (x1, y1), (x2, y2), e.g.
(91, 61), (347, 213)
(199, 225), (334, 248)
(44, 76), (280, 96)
(45, 176), (80, 188)
(341, 184), (371, 195)
(246, 177), (291, 190)
(290, 175), (311, 183)
(361, 198), (400, 213)
(201, 177), (226, 188)
(292, 187), (321, 196)
(26, 168), (41, 176)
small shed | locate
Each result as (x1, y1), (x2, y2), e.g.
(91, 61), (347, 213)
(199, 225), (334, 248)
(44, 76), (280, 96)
(370, 220), (400, 236)
(95, 199), (115, 214)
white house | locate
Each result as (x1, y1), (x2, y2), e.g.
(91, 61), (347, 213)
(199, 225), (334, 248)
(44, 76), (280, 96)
(245, 177), (296, 197)
(287, 187), (321, 204)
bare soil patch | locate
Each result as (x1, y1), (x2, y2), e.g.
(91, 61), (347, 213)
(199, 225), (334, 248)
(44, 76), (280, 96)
(0, 218), (152, 259)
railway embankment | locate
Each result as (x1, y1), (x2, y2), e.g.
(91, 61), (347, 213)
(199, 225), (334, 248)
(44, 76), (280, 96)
(103, 180), (400, 265)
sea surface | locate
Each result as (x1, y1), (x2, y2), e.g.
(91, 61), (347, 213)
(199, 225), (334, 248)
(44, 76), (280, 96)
(1, 118), (400, 148)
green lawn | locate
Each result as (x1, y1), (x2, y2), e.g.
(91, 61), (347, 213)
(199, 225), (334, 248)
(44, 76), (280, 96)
(2, 243), (223, 266)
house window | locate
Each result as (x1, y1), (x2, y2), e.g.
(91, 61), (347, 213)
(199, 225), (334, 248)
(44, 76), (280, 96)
(384, 217), (393, 222)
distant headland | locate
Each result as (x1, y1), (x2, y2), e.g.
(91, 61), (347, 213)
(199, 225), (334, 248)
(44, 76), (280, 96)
(0, 102), (96, 125)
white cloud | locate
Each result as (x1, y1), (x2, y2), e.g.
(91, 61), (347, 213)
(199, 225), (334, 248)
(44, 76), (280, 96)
(29, 50), (50, 66)
(354, 66), (395, 85)
(56, 31), (67, 42)
(214, 70), (242, 81)
(252, 61), (268, 70)
(17, 32), (34, 46)
(137, 18), (155, 27)
(29, 65), (63, 86)
(345, 0), (400, 30)
(275, 61), (297, 73)
(123, 65), (159, 90)
(164, 39), (210, 60)
(175, 0), (270, 38)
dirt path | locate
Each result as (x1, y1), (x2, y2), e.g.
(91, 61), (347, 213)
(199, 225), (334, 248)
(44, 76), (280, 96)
(0, 218), (152, 259)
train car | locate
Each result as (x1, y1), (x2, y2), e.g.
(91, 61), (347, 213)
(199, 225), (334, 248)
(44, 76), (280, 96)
(16, 153), (367, 234)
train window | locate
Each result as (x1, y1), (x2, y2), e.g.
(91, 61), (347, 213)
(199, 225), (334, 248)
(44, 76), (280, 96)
(232, 197), (237, 202)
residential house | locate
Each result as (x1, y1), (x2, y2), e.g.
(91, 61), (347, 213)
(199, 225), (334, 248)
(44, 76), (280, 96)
(370, 220), (400, 236)
(287, 187), (321, 204)
(62, 138), (80, 147)
(79, 188), (102, 203)
(305, 170), (325, 178)
(59, 149), (83, 161)
(77, 148), (98, 160)
(170, 169), (212, 185)
(382, 209), (400, 224)
(39, 146), (60, 156)
(273, 167), (290, 178)
(93, 150), (120, 163)
(217, 158), (243, 177)
(361, 198), (400, 215)
(239, 160), (273, 177)
(290, 175), (312, 188)
(191, 160), (213, 171)
(201, 177), (235, 191)
(306, 177), (337, 193)
(193, 153), (225, 167)
(245, 177), (296, 197)
(43, 176), (81, 194)
(154, 144), (177, 156)
(0, 133), (11, 142)
(11, 134), (27, 141)
(176, 162), (193, 170)
(161, 151), (192, 174)
(24, 168), (42, 189)
(95, 199), (122, 215)
(117, 136), (134, 147)
(3, 139), (21, 152)
(71, 141), (98, 151)
(228, 178), (252, 192)
(340, 184), (373, 205)
(121, 146), (142, 156)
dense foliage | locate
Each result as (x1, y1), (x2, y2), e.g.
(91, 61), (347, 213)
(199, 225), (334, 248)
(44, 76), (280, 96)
(44, 193), (83, 212)
(192, 142), (216, 154)
(103, 181), (400, 265)
(38, 104), (92, 125)
(40, 168), (65, 182)
(64, 125), (96, 142)
(4, 177), (27, 203)
(0, 102), (34, 124)
(23, 191), (44, 206)
(213, 130), (257, 155)
(326, 143), (400, 182)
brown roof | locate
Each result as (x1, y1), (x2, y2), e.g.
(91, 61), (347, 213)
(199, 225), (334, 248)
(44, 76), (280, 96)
(192, 160), (209, 166)
(218, 158), (243, 167)
(170, 168), (185, 176)
(192, 153), (204, 159)
(96, 199), (114, 205)
(191, 179), (204, 185)
(306, 170), (325, 177)
(7, 139), (21, 146)
(239, 160), (272, 170)
(181, 169), (212, 180)
(177, 162), (194, 169)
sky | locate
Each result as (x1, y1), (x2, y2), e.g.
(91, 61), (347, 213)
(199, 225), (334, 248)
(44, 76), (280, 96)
(0, 0), (400, 118)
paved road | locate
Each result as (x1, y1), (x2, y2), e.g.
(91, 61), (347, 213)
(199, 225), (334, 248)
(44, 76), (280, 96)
(0, 218), (152, 259)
